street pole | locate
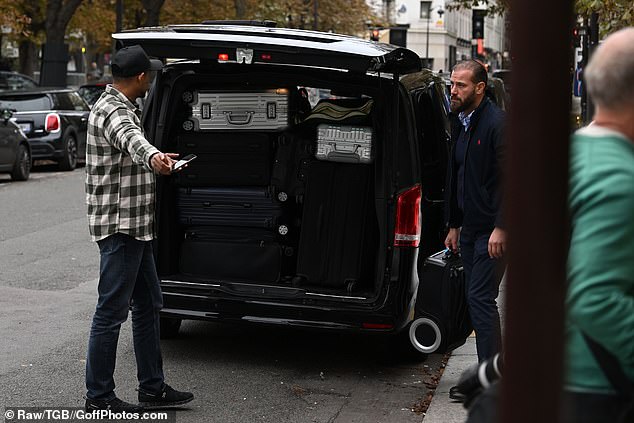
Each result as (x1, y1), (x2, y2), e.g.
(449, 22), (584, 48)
(425, 13), (430, 68)
(112, 0), (123, 59)
(313, 0), (318, 31)
(424, 7), (442, 69)
(116, 0), (123, 33)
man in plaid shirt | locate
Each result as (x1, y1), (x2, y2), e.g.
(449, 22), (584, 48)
(84, 45), (194, 413)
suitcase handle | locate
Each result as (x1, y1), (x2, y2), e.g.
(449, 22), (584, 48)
(330, 142), (360, 153)
(224, 111), (254, 125)
(202, 201), (252, 209)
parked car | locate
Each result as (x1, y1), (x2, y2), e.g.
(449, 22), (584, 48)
(114, 21), (452, 357)
(486, 75), (510, 111)
(0, 109), (31, 181)
(0, 71), (38, 91)
(0, 88), (90, 170)
(492, 69), (511, 94)
(78, 81), (110, 107)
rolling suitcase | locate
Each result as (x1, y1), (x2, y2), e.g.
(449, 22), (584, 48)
(270, 131), (314, 197)
(177, 187), (286, 232)
(410, 249), (472, 354)
(175, 132), (271, 187)
(180, 227), (282, 283)
(315, 124), (374, 164)
(181, 90), (289, 132)
(295, 161), (375, 291)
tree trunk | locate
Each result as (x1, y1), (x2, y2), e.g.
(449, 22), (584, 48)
(45, 0), (85, 43)
(18, 40), (37, 79)
(41, 0), (84, 87)
(142, 0), (166, 26)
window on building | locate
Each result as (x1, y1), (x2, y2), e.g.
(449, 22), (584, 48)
(420, 1), (432, 19)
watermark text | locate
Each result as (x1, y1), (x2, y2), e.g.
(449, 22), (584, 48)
(4, 407), (175, 422)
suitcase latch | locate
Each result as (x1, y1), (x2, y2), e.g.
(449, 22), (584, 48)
(201, 103), (212, 120)
(266, 102), (277, 119)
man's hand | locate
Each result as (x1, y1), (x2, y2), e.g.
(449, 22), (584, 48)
(165, 153), (182, 170)
(445, 227), (461, 252)
(488, 227), (506, 259)
(150, 152), (176, 175)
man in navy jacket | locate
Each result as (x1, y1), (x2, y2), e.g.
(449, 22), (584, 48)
(444, 60), (506, 370)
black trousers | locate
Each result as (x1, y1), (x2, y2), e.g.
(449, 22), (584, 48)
(460, 227), (502, 362)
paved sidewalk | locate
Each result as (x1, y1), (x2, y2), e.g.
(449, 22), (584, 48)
(422, 336), (475, 423)
(423, 280), (506, 423)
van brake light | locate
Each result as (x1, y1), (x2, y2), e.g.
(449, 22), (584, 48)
(394, 185), (421, 247)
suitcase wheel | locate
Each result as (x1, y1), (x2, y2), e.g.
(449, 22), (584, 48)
(409, 317), (442, 354)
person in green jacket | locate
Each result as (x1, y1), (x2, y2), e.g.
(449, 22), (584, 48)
(563, 27), (634, 423)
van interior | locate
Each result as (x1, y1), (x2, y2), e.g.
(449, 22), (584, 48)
(154, 64), (396, 298)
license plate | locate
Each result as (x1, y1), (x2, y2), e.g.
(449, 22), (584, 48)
(18, 122), (32, 133)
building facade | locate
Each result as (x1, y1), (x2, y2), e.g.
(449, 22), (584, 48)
(370, 0), (507, 72)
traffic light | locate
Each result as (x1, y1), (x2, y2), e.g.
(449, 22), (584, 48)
(572, 26), (581, 48)
(472, 10), (485, 39)
(370, 28), (380, 41)
(572, 27), (580, 47)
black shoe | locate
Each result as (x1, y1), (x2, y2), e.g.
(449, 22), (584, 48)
(85, 397), (144, 413)
(138, 384), (194, 409)
(449, 385), (466, 402)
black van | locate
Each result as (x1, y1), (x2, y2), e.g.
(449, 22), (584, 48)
(114, 22), (451, 358)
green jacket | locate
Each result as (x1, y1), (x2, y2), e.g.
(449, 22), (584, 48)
(565, 125), (634, 393)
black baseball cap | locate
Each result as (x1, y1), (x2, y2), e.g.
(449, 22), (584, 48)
(111, 45), (163, 77)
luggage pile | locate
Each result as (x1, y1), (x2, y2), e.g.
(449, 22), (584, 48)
(174, 88), (377, 290)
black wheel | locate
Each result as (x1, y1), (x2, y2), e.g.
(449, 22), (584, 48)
(58, 135), (78, 171)
(11, 144), (31, 181)
(159, 317), (182, 339)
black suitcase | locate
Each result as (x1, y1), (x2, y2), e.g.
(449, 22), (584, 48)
(270, 131), (314, 197)
(410, 249), (472, 354)
(295, 161), (375, 290)
(177, 187), (285, 231)
(175, 132), (271, 186)
(179, 227), (282, 283)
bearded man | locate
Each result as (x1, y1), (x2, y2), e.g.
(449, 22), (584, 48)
(444, 60), (506, 401)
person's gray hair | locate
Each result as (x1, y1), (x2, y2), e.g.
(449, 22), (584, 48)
(584, 27), (634, 109)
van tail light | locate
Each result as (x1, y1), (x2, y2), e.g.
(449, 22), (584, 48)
(45, 113), (61, 133)
(394, 185), (422, 247)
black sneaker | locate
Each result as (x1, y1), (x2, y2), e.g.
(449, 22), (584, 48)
(85, 397), (144, 413)
(138, 384), (194, 409)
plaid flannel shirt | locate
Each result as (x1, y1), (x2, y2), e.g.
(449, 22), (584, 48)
(85, 85), (160, 242)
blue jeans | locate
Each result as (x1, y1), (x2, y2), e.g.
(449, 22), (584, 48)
(460, 228), (502, 362)
(86, 233), (164, 400)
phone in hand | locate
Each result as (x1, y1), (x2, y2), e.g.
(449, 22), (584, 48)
(172, 154), (197, 172)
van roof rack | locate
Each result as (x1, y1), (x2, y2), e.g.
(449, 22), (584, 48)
(201, 20), (277, 28)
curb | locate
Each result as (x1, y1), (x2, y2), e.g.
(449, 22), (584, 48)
(422, 336), (476, 422)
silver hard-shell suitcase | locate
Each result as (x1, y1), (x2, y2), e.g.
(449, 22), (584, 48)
(315, 124), (374, 163)
(182, 90), (289, 131)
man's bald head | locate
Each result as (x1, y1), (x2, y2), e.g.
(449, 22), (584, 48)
(585, 27), (634, 110)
